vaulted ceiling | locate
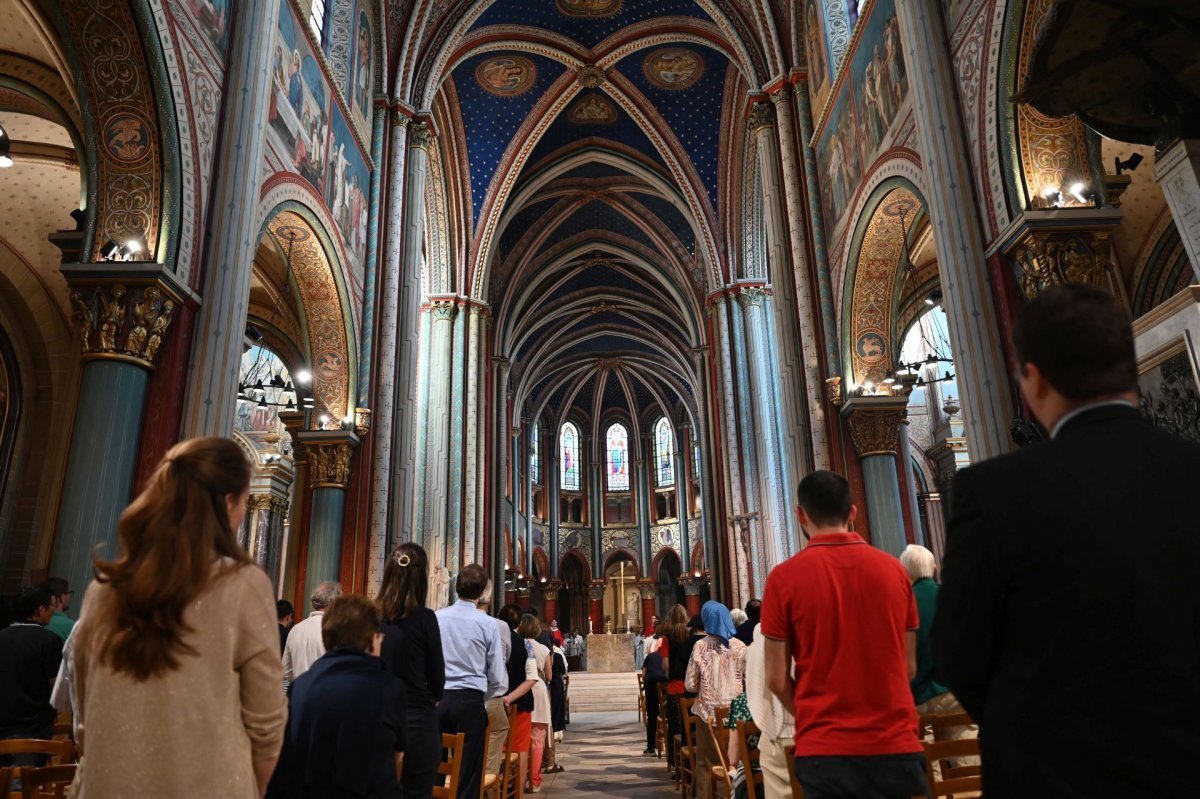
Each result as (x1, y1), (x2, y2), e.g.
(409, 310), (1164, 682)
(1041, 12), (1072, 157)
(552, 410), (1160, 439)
(421, 0), (772, 434)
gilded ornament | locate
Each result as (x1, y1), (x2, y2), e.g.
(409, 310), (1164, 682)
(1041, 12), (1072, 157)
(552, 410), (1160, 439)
(588, 580), (607, 602)
(409, 122), (433, 150)
(125, 286), (159, 355)
(308, 441), (354, 488)
(354, 407), (372, 436)
(825, 376), (844, 407)
(575, 66), (607, 88)
(1013, 233), (1112, 298)
(97, 285), (127, 352)
(845, 407), (905, 457)
(747, 102), (773, 131)
(143, 300), (175, 362)
(70, 289), (94, 351)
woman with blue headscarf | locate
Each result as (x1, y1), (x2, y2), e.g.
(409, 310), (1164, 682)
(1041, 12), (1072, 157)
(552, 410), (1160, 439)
(685, 601), (747, 799)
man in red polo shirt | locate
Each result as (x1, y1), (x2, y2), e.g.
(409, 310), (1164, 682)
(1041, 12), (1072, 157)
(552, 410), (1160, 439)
(762, 470), (925, 799)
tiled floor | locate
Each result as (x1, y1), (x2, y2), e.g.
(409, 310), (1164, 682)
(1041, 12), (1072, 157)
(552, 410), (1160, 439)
(538, 711), (678, 799)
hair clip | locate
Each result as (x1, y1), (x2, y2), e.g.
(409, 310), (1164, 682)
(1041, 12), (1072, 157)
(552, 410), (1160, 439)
(396, 553), (412, 567)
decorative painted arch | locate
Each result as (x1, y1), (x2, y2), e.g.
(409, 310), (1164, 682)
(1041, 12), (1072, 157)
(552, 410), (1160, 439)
(689, 541), (705, 574)
(560, 548), (590, 575)
(532, 546), (550, 579)
(840, 176), (930, 385)
(603, 547), (640, 574)
(650, 546), (681, 580)
(49, 0), (182, 267)
(256, 196), (359, 426)
(1132, 219), (1193, 318)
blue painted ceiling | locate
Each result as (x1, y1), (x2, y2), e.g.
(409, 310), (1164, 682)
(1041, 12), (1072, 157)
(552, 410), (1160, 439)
(469, 0), (712, 50)
(451, 50), (565, 222)
(524, 94), (671, 178)
(540, 199), (658, 253)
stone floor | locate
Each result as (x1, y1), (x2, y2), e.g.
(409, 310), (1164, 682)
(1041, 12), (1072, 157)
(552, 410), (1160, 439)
(538, 711), (677, 799)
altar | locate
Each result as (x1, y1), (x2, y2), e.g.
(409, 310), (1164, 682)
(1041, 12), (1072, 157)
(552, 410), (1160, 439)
(585, 633), (636, 673)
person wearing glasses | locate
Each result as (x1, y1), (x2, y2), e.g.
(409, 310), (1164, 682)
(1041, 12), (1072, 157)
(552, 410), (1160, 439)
(44, 578), (75, 642)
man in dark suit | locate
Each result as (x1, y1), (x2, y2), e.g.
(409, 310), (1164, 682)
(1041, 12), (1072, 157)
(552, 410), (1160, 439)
(933, 283), (1200, 797)
(734, 599), (760, 647)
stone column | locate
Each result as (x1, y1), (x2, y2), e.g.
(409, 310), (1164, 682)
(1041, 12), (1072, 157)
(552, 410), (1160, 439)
(1154, 140), (1200, 279)
(637, 579), (657, 635)
(548, 439), (560, 577)
(635, 438), (652, 577)
(368, 114), (409, 589)
(924, 493), (947, 564)
(680, 574), (705, 617)
(676, 425), (690, 571)
(391, 122), (433, 546)
(841, 396), (908, 556)
(897, 419), (926, 548)
(53, 269), (186, 602)
(760, 95), (825, 471)
(712, 296), (751, 603)
(516, 578), (531, 610)
(511, 426), (526, 575)
(728, 291), (767, 595)
(445, 305), (467, 584)
(299, 430), (358, 612)
(589, 461), (603, 580)
(588, 579), (606, 635)
(244, 494), (272, 567)
(738, 287), (792, 566)
(421, 299), (456, 576)
(472, 318), (490, 567)
(542, 579), (563, 628)
(462, 306), (485, 566)
(266, 494), (289, 590)
(523, 423), (534, 575)
(181, 0), (282, 437)
(490, 357), (510, 596)
(895, 0), (1013, 460)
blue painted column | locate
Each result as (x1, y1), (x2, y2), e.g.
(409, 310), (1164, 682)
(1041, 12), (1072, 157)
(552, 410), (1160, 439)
(841, 396), (910, 556)
(53, 269), (187, 607)
(636, 436), (652, 577)
(299, 430), (359, 612)
(676, 425), (691, 573)
(589, 462), (603, 580)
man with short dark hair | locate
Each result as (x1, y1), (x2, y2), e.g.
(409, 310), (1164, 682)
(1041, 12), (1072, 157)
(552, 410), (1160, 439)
(277, 599), (295, 656)
(268, 595), (406, 799)
(44, 578), (74, 642)
(763, 470), (925, 799)
(934, 283), (1200, 796)
(436, 564), (507, 799)
(734, 599), (760, 646)
(0, 585), (63, 749)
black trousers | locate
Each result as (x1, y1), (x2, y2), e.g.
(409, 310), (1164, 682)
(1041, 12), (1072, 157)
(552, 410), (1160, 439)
(403, 702), (441, 799)
(645, 679), (664, 752)
(438, 689), (488, 799)
(793, 753), (929, 799)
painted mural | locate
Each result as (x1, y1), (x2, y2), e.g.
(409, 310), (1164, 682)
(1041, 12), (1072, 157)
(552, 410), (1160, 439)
(186, 0), (230, 54)
(805, 0), (831, 112)
(327, 105), (370, 260)
(266, 1), (371, 268)
(814, 0), (910, 236)
(348, 2), (373, 134)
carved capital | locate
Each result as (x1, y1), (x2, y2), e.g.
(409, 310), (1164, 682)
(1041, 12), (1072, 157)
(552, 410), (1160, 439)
(736, 286), (771, 307)
(768, 88), (791, 107)
(300, 432), (359, 488)
(825, 376), (844, 408)
(678, 574), (707, 595)
(841, 396), (909, 457)
(636, 578), (657, 600)
(246, 494), (273, 512)
(429, 298), (458, 321)
(540, 578), (564, 601)
(1011, 231), (1114, 299)
(408, 122), (433, 151)
(748, 102), (774, 131)
(588, 579), (607, 602)
(65, 270), (184, 368)
(354, 407), (371, 436)
(576, 65), (606, 88)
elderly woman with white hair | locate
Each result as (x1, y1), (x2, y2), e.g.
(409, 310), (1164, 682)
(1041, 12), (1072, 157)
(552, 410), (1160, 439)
(899, 545), (978, 756)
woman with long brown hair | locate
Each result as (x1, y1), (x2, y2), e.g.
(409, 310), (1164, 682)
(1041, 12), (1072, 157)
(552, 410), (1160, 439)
(72, 437), (286, 798)
(377, 541), (445, 799)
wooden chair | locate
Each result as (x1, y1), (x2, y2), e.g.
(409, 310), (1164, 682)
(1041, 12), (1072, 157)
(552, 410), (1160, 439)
(707, 718), (734, 799)
(433, 732), (466, 799)
(678, 697), (698, 798)
(0, 768), (12, 799)
(484, 706), (521, 799)
(20, 765), (77, 799)
(637, 672), (646, 725)
(735, 720), (762, 799)
(784, 745), (805, 798)
(655, 683), (669, 758)
(0, 742), (73, 765)
(921, 738), (982, 798)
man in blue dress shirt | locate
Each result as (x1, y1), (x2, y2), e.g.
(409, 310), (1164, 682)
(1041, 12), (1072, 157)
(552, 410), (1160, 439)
(436, 563), (508, 799)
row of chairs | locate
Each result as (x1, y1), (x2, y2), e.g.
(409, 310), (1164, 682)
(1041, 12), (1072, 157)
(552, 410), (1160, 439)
(652, 689), (980, 799)
(0, 739), (78, 799)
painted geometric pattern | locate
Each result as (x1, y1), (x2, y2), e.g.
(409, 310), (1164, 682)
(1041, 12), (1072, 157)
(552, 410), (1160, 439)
(470, 0), (710, 49)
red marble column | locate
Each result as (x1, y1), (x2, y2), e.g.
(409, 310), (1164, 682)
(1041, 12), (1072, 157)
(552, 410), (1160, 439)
(516, 581), (531, 610)
(681, 575), (705, 617)
(638, 579), (657, 635)
(588, 579), (606, 634)
(542, 580), (562, 628)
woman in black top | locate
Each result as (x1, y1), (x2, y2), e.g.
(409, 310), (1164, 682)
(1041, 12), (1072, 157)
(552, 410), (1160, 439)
(498, 604), (537, 792)
(378, 543), (445, 799)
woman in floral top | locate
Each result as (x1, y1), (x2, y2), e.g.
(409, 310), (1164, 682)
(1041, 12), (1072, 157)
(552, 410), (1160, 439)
(685, 601), (747, 799)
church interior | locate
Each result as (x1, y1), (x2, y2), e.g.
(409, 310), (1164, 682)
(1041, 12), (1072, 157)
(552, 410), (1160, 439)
(1, 0), (1198, 634)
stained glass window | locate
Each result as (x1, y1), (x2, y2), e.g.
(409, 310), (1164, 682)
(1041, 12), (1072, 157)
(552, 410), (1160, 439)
(655, 417), (675, 487)
(560, 422), (580, 491)
(606, 423), (630, 492)
(530, 425), (540, 485)
(694, 444), (701, 478)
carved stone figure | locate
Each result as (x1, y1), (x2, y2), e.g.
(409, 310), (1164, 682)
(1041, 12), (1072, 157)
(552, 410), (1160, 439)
(144, 300), (175, 361)
(126, 286), (160, 355)
(69, 290), (94, 350)
(97, 285), (127, 352)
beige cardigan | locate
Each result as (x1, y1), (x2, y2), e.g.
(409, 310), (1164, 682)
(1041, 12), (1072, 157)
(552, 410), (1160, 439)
(73, 560), (287, 798)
